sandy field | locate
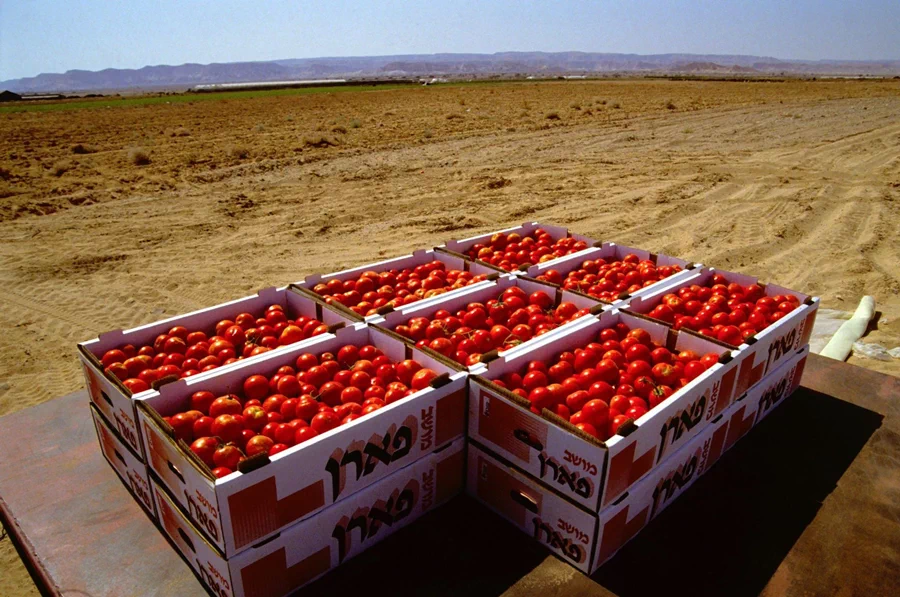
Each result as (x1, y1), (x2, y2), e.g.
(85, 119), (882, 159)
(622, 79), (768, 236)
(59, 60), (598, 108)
(1, 79), (899, 595)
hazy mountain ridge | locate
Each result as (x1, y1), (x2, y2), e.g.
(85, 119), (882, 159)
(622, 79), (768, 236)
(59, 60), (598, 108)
(4, 51), (899, 92)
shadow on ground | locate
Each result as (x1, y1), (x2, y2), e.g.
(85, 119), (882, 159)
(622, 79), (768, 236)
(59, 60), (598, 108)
(300, 386), (882, 596)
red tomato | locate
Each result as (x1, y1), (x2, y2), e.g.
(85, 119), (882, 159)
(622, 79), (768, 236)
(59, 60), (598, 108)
(209, 395), (242, 417)
(245, 435), (274, 457)
(243, 375), (270, 401)
(310, 411), (341, 434)
(211, 415), (243, 443)
(190, 437), (219, 468)
(213, 444), (242, 470)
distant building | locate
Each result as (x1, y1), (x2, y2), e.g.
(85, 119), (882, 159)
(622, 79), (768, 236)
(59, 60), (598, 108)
(0, 90), (22, 102)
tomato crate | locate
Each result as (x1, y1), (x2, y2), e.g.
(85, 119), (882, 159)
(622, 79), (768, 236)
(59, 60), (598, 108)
(524, 242), (699, 304)
(136, 323), (468, 557)
(721, 344), (809, 452)
(437, 221), (599, 273)
(468, 310), (745, 511)
(372, 272), (615, 371)
(467, 344), (808, 574)
(291, 248), (498, 322)
(90, 404), (157, 520)
(154, 436), (464, 597)
(623, 267), (818, 399)
(467, 397), (731, 574)
(78, 286), (355, 460)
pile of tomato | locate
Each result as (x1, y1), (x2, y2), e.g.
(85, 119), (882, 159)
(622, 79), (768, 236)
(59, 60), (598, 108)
(394, 286), (592, 366)
(535, 253), (683, 302)
(643, 273), (802, 346)
(311, 260), (488, 317)
(99, 304), (329, 395)
(490, 323), (721, 441)
(163, 345), (438, 477)
(465, 229), (588, 271)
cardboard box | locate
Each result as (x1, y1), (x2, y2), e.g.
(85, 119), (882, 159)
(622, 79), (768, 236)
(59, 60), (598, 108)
(90, 403), (156, 520)
(154, 436), (465, 597)
(291, 248), (497, 322)
(722, 345), (809, 452)
(467, 345), (808, 574)
(467, 402), (731, 575)
(79, 286), (354, 459)
(137, 324), (468, 556)
(468, 310), (743, 512)
(372, 272), (615, 371)
(438, 221), (599, 273)
(524, 243), (699, 304)
(624, 267), (819, 399)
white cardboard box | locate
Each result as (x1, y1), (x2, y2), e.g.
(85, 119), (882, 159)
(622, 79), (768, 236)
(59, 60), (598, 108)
(90, 404), (156, 520)
(625, 267), (819, 400)
(372, 272), (615, 371)
(291, 248), (497, 322)
(525, 243), (699, 303)
(468, 310), (743, 511)
(138, 324), (468, 557)
(438, 221), (599, 273)
(468, 397), (731, 574)
(154, 436), (465, 597)
(722, 345), (810, 452)
(467, 344), (808, 574)
(79, 285), (354, 459)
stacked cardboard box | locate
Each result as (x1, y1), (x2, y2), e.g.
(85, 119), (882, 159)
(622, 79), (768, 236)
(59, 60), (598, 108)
(79, 221), (817, 596)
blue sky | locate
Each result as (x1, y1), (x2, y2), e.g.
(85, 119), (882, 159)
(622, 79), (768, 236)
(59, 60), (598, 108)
(1, 0), (898, 80)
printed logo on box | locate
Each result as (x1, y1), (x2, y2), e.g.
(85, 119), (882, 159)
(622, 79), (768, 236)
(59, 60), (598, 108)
(659, 389), (709, 464)
(538, 450), (596, 500)
(325, 413), (419, 502)
(651, 444), (701, 518)
(532, 515), (588, 564)
(331, 477), (420, 563)
(765, 324), (803, 372)
(756, 360), (802, 422)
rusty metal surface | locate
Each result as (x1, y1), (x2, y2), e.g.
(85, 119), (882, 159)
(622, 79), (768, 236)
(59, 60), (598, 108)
(0, 353), (897, 597)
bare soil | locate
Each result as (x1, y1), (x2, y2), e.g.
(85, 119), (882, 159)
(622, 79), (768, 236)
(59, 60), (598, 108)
(1, 79), (899, 596)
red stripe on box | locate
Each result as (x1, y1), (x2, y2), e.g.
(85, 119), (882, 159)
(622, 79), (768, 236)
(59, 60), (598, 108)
(229, 478), (326, 550)
(706, 422), (729, 471)
(604, 440), (636, 507)
(477, 390), (546, 463)
(435, 388), (466, 447)
(800, 311), (816, 346)
(716, 363), (739, 415)
(145, 423), (182, 494)
(724, 405), (754, 452)
(474, 455), (535, 527)
(435, 449), (464, 505)
(791, 356), (807, 392)
(241, 546), (330, 597)
(597, 503), (650, 564)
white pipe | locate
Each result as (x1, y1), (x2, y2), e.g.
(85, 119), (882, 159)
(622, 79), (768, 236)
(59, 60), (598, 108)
(820, 296), (876, 361)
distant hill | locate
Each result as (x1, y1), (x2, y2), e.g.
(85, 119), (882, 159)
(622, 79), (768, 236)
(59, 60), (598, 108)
(3, 51), (899, 93)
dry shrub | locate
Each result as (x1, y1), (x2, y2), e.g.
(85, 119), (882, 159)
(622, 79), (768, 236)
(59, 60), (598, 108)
(0, 166), (11, 180)
(71, 143), (96, 154)
(666, 100), (677, 110)
(303, 136), (339, 149)
(52, 160), (72, 177)
(349, 119), (362, 129)
(227, 145), (250, 159)
(127, 147), (151, 166)
(545, 111), (561, 120)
